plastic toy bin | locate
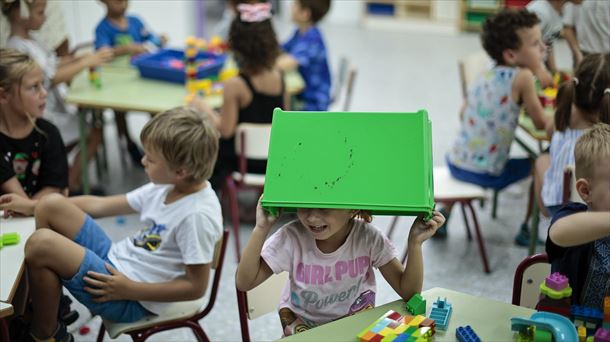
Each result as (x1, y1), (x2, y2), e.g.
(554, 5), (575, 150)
(262, 109), (435, 218)
(131, 49), (226, 84)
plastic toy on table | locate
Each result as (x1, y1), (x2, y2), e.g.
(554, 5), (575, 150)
(356, 310), (434, 342)
(429, 297), (452, 331)
(511, 312), (578, 342)
(406, 293), (426, 316)
(89, 66), (101, 89)
(536, 272), (572, 317)
(0, 232), (20, 249)
(456, 325), (481, 342)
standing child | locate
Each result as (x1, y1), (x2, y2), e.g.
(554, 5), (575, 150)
(0, 107), (223, 341)
(563, 0), (610, 67)
(276, 0), (331, 111)
(443, 9), (551, 245)
(2, 0), (113, 193)
(546, 123), (610, 309)
(236, 200), (445, 335)
(191, 1), (285, 191)
(535, 53), (610, 218)
(0, 49), (68, 201)
(95, 0), (167, 166)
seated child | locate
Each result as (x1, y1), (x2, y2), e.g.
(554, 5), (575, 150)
(535, 53), (610, 218)
(0, 107), (223, 341)
(277, 0), (331, 111)
(546, 123), (610, 310)
(444, 9), (550, 245)
(236, 199), (445, 335)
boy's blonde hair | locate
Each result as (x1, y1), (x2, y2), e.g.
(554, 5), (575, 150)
(574, 123), (610, 180)
(140, 106), (219, 184)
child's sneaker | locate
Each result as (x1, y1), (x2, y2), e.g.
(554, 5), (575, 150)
(26, 322), (74, 342)
(514, 223), (544, 247)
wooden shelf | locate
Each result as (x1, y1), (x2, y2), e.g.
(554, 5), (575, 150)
(365, 0), (433, 20)
(460, 0), (503, 31)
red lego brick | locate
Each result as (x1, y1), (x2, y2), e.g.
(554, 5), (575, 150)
(387, 311), (402, 321)
(369, 334), (384, 342)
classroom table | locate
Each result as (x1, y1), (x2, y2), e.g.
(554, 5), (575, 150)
(281, 287), (536, 341)
(0, 216), (36, 303)
(66, 63), (304, 194)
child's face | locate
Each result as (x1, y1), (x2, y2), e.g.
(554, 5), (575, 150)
(587, 158), (610, 211)
(141, 145), (178, 185)
(291, 1), (310, 24)
(104, 0), (128, 17)
(508, 25), (545, 71)
(3, 67), (47, 119)
(296, 208), (354, 241)
(25, 0), (46, 31)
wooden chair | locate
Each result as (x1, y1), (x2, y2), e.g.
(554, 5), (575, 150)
(96, 230), (229, 342)
(512, 253), (550, 308)
(342, 67), (358, 111)
(387, 166), (491, 273)
(458, 51), (491, 100)
(223, 123), (272, 261)
(331, 56), (349, 105)
(236, 272), (290, 342)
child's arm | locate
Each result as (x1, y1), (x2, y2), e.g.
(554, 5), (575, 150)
(69, 195), (136, 218)
(1, 177), (27, 198)
(189, 78), (239, 138)
(516, 68), (549, 130)
(32, 186), (68, 199)
(52, 48), (114, 86)
(379, 212), (445, 300)
(563, 26), (582, 67)
(235, 196), (277, 291)
(84, 262), (210, 302)
(276, 53), (299, 71)
(549, 211), (610, 247)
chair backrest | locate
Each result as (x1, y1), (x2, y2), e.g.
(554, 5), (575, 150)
(237, 272), (290, 342)
(234, 123), (272, 176)
(562, 166), (585, 204)
(512, 253), (550, 308)
(343, 67), (357, 111)
(458, 51), (492, 99)
(199, 229), (229, 318)
(331, 56), (349, 104)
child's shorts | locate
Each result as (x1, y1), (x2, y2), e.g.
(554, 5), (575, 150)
(62, 215), (152, 322)
(447, 157), (532, 190)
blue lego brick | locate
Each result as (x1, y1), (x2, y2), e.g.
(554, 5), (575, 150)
(430, 297), (453, 331)
(456, 325), (481, 342)
(571, 306), (603, 322)
(393, 333), (409, 342)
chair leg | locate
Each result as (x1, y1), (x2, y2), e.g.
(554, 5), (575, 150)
(236, 289), (252, 342)
(226, 178), (242, 261)
(460, 202), (472, 241)
(187, 320), (210, 342)
(491, 190), (499, 219)
(465, 201), (491, 273)
(386, 216), (399, 240)
(96, 323), (106, 342)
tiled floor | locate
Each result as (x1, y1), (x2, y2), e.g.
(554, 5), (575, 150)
(67, 17), (573, 342)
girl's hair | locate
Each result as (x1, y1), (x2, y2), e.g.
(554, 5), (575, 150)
(229, 1), (279, 75)
(0, 48), (38, 96)
(555, 53), (610, 131)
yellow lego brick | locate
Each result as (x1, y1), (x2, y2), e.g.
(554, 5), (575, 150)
(359, 331), (377, 342)
(394, 324), (408, 334)
(578, 326), (586, 342)
(408, 316), (425, 327)
(379, 327), (394, 336)
(402, 315), (414, 324)
(381, 334), (397, 342)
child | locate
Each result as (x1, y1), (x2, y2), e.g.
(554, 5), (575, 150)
(2, 0), (114, 193)
(545, 122), (610, 310)
(526, 0), (571, 87)
(443, 9), (551, 245)
(563, 0), (610, 67)
(535, 53), (610, 218)
(0, 48), (68, 201)
(276, 0), (331, 111)
(0, 106), (223, 341)
(236, 200), (445, 335)
(95, 0), (167, 166)
(191, 1), (285, 191)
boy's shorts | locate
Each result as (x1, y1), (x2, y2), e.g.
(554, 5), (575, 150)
(62, 215), (152, 322)
(447, 157), (532, 190)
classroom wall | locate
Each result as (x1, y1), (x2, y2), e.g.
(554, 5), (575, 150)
(279, 0), (364, 25)
(59, 0), (197, 48)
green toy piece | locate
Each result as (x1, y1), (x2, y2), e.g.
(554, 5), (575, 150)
(534, 328), (552, 342)
(0, 232), (20, 249)
(406, 293), (426, 316)
(539, 282), (572, 300)
(262, 109), (435, 221)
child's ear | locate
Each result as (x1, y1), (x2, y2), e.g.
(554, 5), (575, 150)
(575, 178), (591, 203)
(502, 49), (516, 65)
(0, 87), (11, 104)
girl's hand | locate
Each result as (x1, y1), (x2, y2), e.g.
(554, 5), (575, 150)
(86, 47), (114, 67)
(255, 195), (280, 231)
(83, 263), (133, 302)
(189, 96), (213, 115)
(408, 211), (446, 245)
(0, 194), (36, 217)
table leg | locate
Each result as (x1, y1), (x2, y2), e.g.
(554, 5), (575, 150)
(79, 108), (90, 195)
(528, 202), (540, 255)
(514, 136), (538, 160)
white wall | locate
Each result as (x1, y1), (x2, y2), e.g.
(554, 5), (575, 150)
(279, 0), (363, 25)
(60, 0), (197, 48)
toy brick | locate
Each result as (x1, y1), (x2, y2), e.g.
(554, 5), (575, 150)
(604, 322), (610, 330)
(595, 328), (610, 342)
(605, 313), (610, 322)
(408, 316), (425, 327)
(536, 303), (572, 318)
(360, 331), (377, 342)
(394, 324), (408, 335)
(403, 315), (414, 324)
(456, 325), (481, 342)
(572, 306), (604, 321)
(380, 327), (395, 336)
(534, 329), (552, 342)
(388, 320), (401, 329)
(406, 294), (426, 316)
(545, 272), (569, 291)
(579, 326), (587, 342)
(381, 334), (397, 342)
(393, 334), (409, 342)
(430, 297), (452, 331)
(419, 318), (435, 335)
(405, 326), (418, 335)
(540, 282), (572, 299)
(587, 336), (594, 342)
(388, 311), (402, 321)
(371, 323), (386, 334)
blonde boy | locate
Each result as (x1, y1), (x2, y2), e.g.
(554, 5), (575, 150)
(546, 123), (610, 310)
(0, 107), (222, 341)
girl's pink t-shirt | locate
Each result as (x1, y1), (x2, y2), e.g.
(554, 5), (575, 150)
(261, 219), (398, 327)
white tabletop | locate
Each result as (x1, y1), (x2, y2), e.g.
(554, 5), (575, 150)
(0, 216), (36, 302)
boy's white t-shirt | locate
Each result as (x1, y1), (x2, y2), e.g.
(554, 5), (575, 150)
(108, 182), (223, 314)
(527, 0), (563, 45)
(261, 219), (397, 327)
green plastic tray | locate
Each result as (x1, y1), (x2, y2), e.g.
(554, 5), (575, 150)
(261, 109), (435, 218)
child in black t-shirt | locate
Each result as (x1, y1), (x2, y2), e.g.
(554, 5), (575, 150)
(0, 48), (68, 204)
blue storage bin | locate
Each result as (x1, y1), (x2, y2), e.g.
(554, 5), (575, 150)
(131, 49), (227, 84)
